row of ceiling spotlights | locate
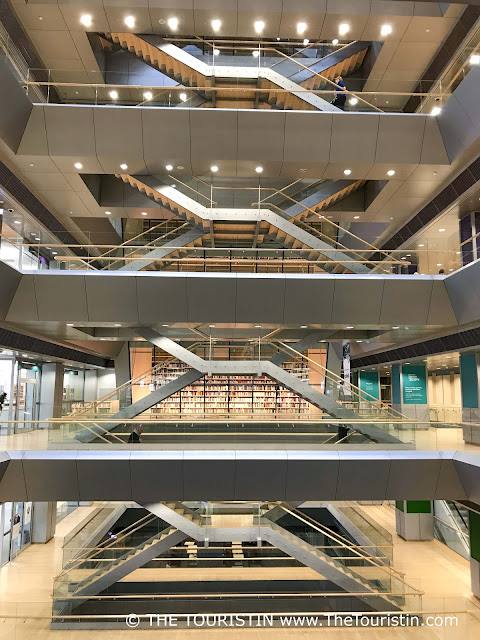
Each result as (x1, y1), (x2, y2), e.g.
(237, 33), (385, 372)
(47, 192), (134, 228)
(79, 14), (394, 38)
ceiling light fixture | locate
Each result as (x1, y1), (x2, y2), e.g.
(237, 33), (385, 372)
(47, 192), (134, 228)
(381, 24), (392, 36)
(179, 92), (187, 101)
(439, 228), (445, 232)
(109, 90), (118, 100)
(303, 39), (309, 46)
(431, 106), (442, 116)
(80, 14), (92, 28)
(255, 166), (263, 173)
(346, 326), (354, 329)
(255, 325), (262, 328)
(211, 19), (221, 32)
(66, 323), (74, 327)
(354, 215), (360, 219)
(252, 50), (260, 57)
(387, 169), (395, 176)
(418, 244), (424, 247)
(469, 54), (480, 65)
(254, 21), (265, 34)
(124, 15), (135, 29)
(143, 91), (153, 100)
(344, 169), (352, 175)
(162, 324), (169, 327)
(210, 165), (219, 173)
(120, 163), (128, 170)
(209, 324), (216, 328)
(213, 48), (220, 56)
(332, 39), (339, 45)
(297, 22), (307, 35)
(141, 212), (147, 216)
(74, 162), (83, 169)
(105, 211), (112, 215)
(301, 325), (308, 328)
(165, 164), (173, 171)
(339, 23), (350, 36)
(167, 17), (179, 31)
(392, 326), (400, 329)
(349, 97), (358, 105)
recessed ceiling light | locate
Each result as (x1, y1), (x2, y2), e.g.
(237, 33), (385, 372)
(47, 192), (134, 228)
(177, 165), (184, 170)
(354, 215), (360, 219)
(344, 169), (352, 175)
(349, 97), (358, 106)
(431, 106), (442, 116)
(165, 164), (173, 171)
(80, 14), (92, 28)
(339, 23), (350, 36)
(109, 90), (118, 100)
(141, 211), (147, 216)
(66, 323), (74, 327)
(405, 362), (410, 365)
(14, 220), (20, 224)
(210, 165), (219, 173)
(356, 340), (363, 343)
(171, 184), (176, 188)
(124, 15), (135, 28)
(252, 50), (260, 57)
(114, 324), (121, 327)
(255, 325), (262, 328)
(143, 91), (153, 101)
(51, 251), (57, 255)
(179, 92), (187, 101)
(392, 326), (400, 329)
(254, 21), (265, 34)
(346, 326), (354, 329)
(297, 22), (307, 35)
(332, 39), (339, 45)
(303, 39), (309, 46)
(74, 162), (83, 169)
(387, 169), (395, 176)
(255, 166), (263, 173)
(211, 19), (221, 32)
(381, 24), (392, 36)
(213, 48), (220, 56)
(437, 263), (442, 267)
(439, 228), (445, 232)
(470, 54), (480, 65)
(418, 244), (424, 247)
(120, 164), (128, 170)
(301, 325), (308, 328)
(105, 211), (112, 215)
(209, 324), (216, 327)
(167, 17), (179, 31)
(162, 324), (169, 327)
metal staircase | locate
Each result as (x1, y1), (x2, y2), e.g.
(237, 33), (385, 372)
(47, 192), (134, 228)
(103, 32), (339, 112)
(116, 174), (371, 274)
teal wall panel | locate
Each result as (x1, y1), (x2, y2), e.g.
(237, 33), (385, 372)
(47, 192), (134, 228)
(402, 365), (427, 405)
(460, 353), (478, 409)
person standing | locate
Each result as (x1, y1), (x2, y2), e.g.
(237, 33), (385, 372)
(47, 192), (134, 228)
(128, 425), (144, 443)
(332, 75), (347, 110)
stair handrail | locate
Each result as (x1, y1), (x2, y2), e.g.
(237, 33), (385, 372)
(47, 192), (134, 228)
(276, 503), (423, 595)
(275, 341), (410, 421)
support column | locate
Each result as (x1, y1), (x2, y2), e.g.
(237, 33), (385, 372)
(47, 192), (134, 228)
(395, 501), (433, 541)
(325, 343), (342, 401)
(460, 353), (480, 445)
(469, 510), (480, 598)
(392, 363), (429, 426)
(38, 363), (64, 424)
(31, 502), (57, 543)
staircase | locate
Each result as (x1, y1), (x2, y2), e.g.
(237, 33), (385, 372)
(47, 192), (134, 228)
(117, 174), (371, 274)
(103, 33), (338, 112)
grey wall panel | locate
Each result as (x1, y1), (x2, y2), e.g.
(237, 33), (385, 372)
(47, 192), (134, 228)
(6, 275), (39, 322)
(285, 452), (339, 501)
(435, 457), (467, 500)
(0, 453), (28, 502)
(43, 105), (96, 157)
(0, 55), (33, 152)
(453, 453), (480, 505)
(84, 274), (139, 322)
(94, 107), (146, 173)
(379, 278), (433, 325)
(336, 453), (390, 500)
(186, 274), (237, 323)
(22, 451), (80, 501)
(76, 454), (133, 500)
(283, 276), (334, 324)
(183, 452), (236, 501)
(235, 275), (285, 323)
(420, 116), (450, 165)
(445, 261), (480, 326)
(142, 108), (192, 173)
(427, 279), (457, 326)
(130, 452), (184, 502)
(237, 111), (286, 170)
(283, 111), (332, 168)
(234, 453), (288, 500)
(375, 115), (425, 165)
(136, 273), (188, 323)
(0, 263), (22, 321)
(190, 110), (238, 175)
(330, 113), (379, 167)
(332, 277), (384, 325)
(386, 454), (442, 499)
(451, 68), (480, 130)
(34, 273), (89, 321)
(16, 103), (48, 157)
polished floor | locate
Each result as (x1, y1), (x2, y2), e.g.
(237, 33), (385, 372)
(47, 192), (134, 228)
(0, 503), (479, 638)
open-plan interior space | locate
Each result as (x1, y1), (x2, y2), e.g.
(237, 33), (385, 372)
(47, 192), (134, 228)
(2, 0), (480, 637)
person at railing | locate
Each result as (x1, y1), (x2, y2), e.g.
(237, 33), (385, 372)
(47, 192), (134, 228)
(332, 75), (347, 111)
(128, 425), (144, 443)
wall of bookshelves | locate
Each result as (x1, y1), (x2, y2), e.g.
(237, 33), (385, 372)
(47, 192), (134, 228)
(130, 345), (326, 417)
